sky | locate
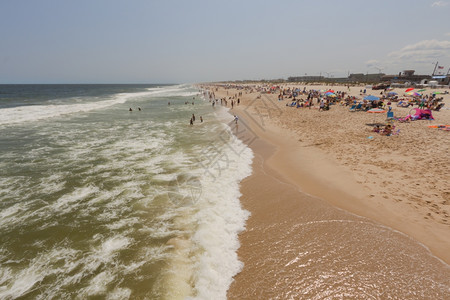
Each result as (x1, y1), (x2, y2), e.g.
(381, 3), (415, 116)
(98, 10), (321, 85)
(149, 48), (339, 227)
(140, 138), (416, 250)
(1, 0), (450, 84)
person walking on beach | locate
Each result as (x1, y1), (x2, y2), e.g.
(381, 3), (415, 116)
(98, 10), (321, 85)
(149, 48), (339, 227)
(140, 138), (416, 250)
(319, 99), (325, 111)
(192, 114), (195, 121)
(200, 116), (203, 123)
(234, 115), (238, 124)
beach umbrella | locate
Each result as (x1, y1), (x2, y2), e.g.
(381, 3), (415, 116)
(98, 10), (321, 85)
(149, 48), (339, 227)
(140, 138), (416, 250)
(325, 89), (335, 93)
(405, 88), (414, 92)
(433, 91), (442, 94)
(406, 91), (421, 97)
(364, 95), (380, 101)
(367, 108), (386, 113)
(325, 91), (336, 96)
(417, 89), (426, 92)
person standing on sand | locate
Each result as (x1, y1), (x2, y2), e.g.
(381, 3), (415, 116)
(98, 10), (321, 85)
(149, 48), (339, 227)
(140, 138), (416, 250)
(234, 115), (238, 124)
(319, 99), (325, 111)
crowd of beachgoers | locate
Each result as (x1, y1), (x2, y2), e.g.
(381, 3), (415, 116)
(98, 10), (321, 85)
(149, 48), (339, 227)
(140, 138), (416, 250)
(202, 81), (449, 229)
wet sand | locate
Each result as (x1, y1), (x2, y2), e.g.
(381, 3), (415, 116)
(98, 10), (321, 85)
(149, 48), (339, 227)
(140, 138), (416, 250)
(206, 84), (450, 298)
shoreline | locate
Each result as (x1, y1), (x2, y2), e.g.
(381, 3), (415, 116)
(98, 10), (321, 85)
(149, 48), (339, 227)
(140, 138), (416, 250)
(201, 83), (450, 296)
(218, 84), (450, 264)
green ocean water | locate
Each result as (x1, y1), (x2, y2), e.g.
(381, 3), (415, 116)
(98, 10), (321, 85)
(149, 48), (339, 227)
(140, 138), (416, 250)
(0, 84), (253, 299)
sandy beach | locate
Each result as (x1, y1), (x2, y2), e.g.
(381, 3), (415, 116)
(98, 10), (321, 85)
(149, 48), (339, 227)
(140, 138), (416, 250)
(204, 83), (450, 298)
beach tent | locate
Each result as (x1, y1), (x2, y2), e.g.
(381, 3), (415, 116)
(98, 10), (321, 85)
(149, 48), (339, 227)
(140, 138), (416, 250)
(411, 108), (434, 120)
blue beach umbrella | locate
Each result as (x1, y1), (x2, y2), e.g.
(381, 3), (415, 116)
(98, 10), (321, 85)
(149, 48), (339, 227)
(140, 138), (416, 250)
(364, 95), (380, 101)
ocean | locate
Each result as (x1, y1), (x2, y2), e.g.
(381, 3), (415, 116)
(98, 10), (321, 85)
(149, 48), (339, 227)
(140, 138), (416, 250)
(0, 84), (253, 299)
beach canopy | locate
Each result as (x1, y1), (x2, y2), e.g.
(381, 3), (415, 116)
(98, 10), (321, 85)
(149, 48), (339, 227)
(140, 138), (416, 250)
(411, 108), (434, 120)
(364, 95), (380, 101)
(405, 88), (414, 92)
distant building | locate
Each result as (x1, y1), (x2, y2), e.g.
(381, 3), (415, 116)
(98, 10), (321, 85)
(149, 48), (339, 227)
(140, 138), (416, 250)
(430, 75), (450, 85)
(287, 69), (449, 86)
(348, 73), (385, 83)
(381, 70), (430, 85)
(287, 75), (325, 82)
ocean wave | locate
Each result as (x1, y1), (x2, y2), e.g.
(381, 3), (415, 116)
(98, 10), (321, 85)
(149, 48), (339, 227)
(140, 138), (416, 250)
(0, 85), (202, 126)
(0, 88), (254, 299)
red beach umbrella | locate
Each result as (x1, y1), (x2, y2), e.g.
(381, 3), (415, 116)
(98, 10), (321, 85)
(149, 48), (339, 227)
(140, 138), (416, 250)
(405, 88), (414, 92)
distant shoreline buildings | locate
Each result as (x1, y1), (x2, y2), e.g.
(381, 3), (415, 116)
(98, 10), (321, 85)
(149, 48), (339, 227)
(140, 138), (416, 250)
(287, 68), (450, 86)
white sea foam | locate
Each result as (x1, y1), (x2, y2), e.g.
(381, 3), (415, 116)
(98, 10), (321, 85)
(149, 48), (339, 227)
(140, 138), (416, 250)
(0, 86), (188, 126)
(0, 93), (130, 126)
(144, 84), (199, 98)
(159, 122), (254, 300)
(53, 185), (100, 213)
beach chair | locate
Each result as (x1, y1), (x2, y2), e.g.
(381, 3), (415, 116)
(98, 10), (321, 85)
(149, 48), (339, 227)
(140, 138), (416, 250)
(350, 103), (362, 112)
